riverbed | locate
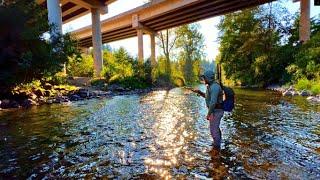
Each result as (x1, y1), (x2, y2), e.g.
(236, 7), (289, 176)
(0, 86), (319, 179)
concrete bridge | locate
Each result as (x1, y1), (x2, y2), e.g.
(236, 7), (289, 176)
(41, 0), (311, 76)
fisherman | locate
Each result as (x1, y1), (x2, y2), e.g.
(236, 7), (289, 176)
(191, 70), (224, 150)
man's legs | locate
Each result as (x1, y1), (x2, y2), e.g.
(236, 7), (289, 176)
(209, 109), (224, 149)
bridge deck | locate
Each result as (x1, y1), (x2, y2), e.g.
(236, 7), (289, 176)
(73, 0), (275, 47)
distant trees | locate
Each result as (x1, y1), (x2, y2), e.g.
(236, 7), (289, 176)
(0, 0), (79, 91)
(175, 24), (205, 84)
(156, 24), (205, 85)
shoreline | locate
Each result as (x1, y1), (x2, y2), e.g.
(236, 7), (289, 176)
(266, 84), (320, 103)
(0, 84), (170, 110)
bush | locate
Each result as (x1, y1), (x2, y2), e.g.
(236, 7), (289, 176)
(295, 78), (320, 95)
(311, 83), (320, 95)
(67, 55), (94, 77)
(295, 78), (312, 90)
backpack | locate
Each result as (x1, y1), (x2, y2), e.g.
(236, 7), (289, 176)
(216, 63), (235, 112)
(221, 86), (235, 112)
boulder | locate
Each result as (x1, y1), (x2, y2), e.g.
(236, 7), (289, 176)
(300, 90), (311, 96)
(0, 99), (11, 109)
(9, 100), (20, 108)
(292, 91), (299, 96)
(69, 94), (81, 101)
(29, 93), (37, 100)
(44, 90), (51, 97)
(282, 90), (292, 96)
(78, 89), (90, 98)
(22, 99), (37, 107)
(34, 89), (44, 97)
(43, 83), (53, 90)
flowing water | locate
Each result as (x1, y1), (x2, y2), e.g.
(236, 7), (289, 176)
(0, 86), (319, 179)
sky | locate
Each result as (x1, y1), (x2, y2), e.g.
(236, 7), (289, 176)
(63, 0), (320, 62)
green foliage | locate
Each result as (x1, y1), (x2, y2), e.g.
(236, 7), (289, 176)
(295, 78), (320, 95)
(175, 24), (205, 84)
(102, 47), (135, 82)
(0, 1), (80, 91)
(291, 31), (320, 80)
(217, 4), (294, 86)
(67, 55), (94, 77)
(295, 78), (312, 90)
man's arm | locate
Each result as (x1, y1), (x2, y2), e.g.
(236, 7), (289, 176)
(192, 89), (205, 98)
(184, 87), (206, 98)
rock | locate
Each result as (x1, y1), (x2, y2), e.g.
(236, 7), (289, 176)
(300, 90), (311, 96)
(44, 90), (51, 97)
(29, 93), (37, 100)
(43, 83), (53, 90)
(22, 99), (37, 107)
(307, 96), (320, 103)
(78, 88), (90, 98)
(0, 99), (11, 109)
(47, 99), (53, 104)
(34, 89), (43, 97)
(9, 100), (19, 108)
(107, 84), (126, 92)
(282, 90), (292, 96)
(292, 91), (299, 96)
(69, 94), (80, 101)
(288, 85), (295, 91)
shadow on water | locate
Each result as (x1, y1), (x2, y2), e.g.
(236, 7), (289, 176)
(0, 86), (319, 179)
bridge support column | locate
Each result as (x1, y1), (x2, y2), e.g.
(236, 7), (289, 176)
(91, 8), (103, 77)
(150, 33), (156, 68)
(300, 0), (310, 43)
(47, 0), (62, 37)
(137, 29), (144, 64)
(47, 0), (66, 74)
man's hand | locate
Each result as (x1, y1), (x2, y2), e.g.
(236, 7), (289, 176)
(206, 113), (214, 121)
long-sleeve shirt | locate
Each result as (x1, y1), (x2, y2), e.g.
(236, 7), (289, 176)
(205, 82), (223, 115)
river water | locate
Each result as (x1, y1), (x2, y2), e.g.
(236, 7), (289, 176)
(0, 86), (319, 179)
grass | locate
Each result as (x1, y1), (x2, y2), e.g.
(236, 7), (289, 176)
(295, 78), (320, 95)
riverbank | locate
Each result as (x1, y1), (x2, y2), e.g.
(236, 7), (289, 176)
(266, 84), (320, 103)
(0, 83), (159, 110)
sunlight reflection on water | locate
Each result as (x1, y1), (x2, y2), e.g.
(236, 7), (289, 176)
(0, 86), (319, 179)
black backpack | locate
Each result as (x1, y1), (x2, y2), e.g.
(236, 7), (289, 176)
(221, 86), (235, 112)
(217, 64), (235, 112)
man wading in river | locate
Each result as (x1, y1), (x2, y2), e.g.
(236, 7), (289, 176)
(191, 70), (224, 151)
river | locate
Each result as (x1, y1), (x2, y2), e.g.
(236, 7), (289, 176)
(0, 86), (319, 179)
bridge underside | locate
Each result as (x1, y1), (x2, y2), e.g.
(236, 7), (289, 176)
(77, 0), (275, 47)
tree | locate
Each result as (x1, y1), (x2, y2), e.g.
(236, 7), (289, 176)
(175, 24), (205, 84)
(0, 0), (80, 91)
(217, 3), (294, 86)
(157, 29), (177, 78)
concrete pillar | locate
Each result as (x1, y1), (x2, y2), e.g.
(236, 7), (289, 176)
(91, 8), (103, 77)
(150, 33), (156, 67)
(47, 0), (63, 37)
(137, 29), (144, 64)
(300, 0), (310, 43)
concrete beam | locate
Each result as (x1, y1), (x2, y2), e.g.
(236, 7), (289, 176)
(132, 14), (156, 34)
(69, 0), (102, 9)
(300, 0), (310, 42)
(91, 8), (103, 77)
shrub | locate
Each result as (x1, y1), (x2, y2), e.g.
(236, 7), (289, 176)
(295, 78), (312, 90)
(311, 83), (320, 95)
(67, 55), (94, 77)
